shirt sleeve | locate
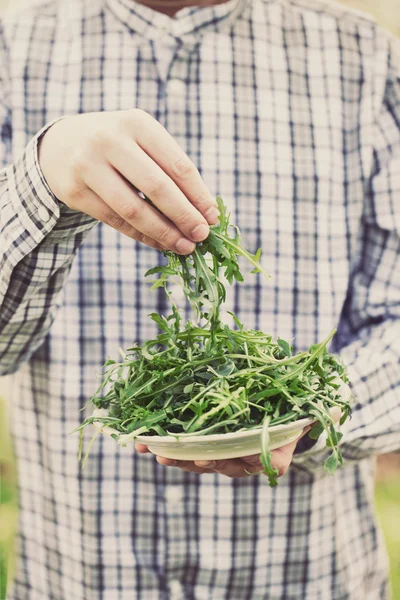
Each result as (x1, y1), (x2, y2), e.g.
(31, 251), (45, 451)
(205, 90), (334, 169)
(292, 36), (400, 476)
(0, 23), (98, 376)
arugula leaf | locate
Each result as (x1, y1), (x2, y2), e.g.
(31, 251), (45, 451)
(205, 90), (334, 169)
(259, 416), (279, 487)
(308, 421), (324, 440)
(324, 454), (340, 475)
(277, 338), (292, 358)
(77, 197), (352, 486)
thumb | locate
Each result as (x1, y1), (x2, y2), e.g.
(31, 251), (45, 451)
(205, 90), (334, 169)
(242, 425), (311, 463)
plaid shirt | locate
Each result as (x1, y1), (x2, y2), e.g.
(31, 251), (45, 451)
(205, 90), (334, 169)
(1, 0), (399, 598)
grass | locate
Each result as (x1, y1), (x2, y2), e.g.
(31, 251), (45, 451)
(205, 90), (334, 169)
(375, 477), (400, 598)
(0, 477), (17, 600)
(0, 396), (399, 598)
(0, 397), (18, 600)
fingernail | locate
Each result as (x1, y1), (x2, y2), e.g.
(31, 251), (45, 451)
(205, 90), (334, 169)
(196, 460), (216, 468)
(175, 238), (196, 254)
(204, 206), (220, 224)
(191, 223), (210, 242)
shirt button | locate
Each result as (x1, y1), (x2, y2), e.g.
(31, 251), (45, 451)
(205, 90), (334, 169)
(166, 79), (187, 99)
(165, 486), (184, 507)
(169, 579), (183, 600)
(37, 205), (50, 223)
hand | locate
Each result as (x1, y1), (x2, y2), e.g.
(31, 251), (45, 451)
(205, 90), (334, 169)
(135, 426), (312, 479)
(38, 110), (219, 253)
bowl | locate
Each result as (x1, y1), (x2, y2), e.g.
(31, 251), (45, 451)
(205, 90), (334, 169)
(91, 379), (351, 461)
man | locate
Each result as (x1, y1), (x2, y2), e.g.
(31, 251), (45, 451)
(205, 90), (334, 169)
(0, 0), (399, 597)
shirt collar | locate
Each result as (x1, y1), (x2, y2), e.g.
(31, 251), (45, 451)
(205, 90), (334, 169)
(106, 0), (250, 42)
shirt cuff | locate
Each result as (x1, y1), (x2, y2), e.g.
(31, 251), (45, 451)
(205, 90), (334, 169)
(6, 117), (97, 251)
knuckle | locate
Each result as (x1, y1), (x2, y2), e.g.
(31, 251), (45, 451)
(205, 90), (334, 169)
(193, 190), (213, 210)
(105, 213), (126, 231)
(156, 225), (174, 246)
(171, 157), (195, 180)
(125, 109), (152, 139)
(146, 176), (164, 199)
(175, 210), (195, 229)
(70, 150), (91, 175)
(135, 231), (146, 244)
(129, 107), (149, 121)
(127, 108), (152, 133)
(120, 202), (142, 222)
(89, 128), (113, 149)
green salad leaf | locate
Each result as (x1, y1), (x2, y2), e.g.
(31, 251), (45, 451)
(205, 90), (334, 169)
(75, 197), (352, 484)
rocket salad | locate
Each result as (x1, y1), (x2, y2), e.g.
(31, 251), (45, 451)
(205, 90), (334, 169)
(76, 197), (352, 486)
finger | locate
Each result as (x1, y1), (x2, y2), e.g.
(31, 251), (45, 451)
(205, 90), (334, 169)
(135, 443), (151, 453)
(241, 438), (301, 480)
(270, 440), (300, 478)
(68, 186), (165, 250)
(105, 137), (213, 242)
(84, 163), (196, 254)
(178, 466), (213, 474)
(240, 454), (263, 467)
(240, 429), (310, 468)
(331, 406), (342, 423)
(156, 456), (178, 466)
(195, 458), (263, 477)
(129, 111), (218, 223)
(156, 456), (210, 474)
(298, 425), (312, 440)
(206, 458), (257, 478)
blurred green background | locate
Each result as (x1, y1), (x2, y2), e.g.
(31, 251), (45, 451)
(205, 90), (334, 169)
(0, 396), (17, 600)
(0, 0), (399, 598)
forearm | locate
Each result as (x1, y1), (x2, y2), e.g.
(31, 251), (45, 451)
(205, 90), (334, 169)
(292, 321), (400, 476)
(293, 39), (400, 477)
(0, 126), (97, 375)
(338, 321), (400, 458)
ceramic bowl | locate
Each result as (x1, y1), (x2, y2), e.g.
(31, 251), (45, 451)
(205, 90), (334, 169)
(92, 379), (351, 461)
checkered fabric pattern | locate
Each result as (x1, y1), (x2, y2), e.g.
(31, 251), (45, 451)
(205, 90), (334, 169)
(0, 0), (399, 598)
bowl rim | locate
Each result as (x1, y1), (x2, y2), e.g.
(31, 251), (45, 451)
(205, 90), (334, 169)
(92, 403), (344, 445)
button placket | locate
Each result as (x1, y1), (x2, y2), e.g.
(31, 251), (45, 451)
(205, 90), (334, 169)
(152, 39), (180, 85)
(164, 46), (192, 113)
(165, 483), (185, 600)
(166, 79), (187, 96)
